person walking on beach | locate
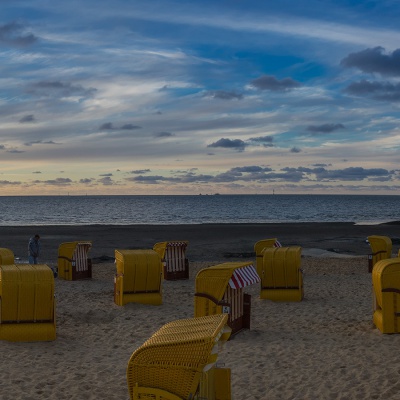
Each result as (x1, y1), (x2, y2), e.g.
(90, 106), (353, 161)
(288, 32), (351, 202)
(28, 234), (41, 264)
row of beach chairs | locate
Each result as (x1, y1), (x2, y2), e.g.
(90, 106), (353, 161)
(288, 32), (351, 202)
(1, 235), (400, 399)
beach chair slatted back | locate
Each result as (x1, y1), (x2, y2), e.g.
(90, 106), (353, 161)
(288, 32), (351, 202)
(153, 241), (189, 280)
(0, 248), (14, 265)
(260, 246), (303, 302)
(126, 314), (231, 400)
(58, 241), (92, 280)
(372, 258), (400, 333)
(0, 264), (56, 342)
(367, 235), (392, 273)
(114, 249), (162, 306)
(195, 262), (260, 335)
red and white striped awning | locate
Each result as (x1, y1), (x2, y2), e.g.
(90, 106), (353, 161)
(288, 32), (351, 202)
(228, 264), (260, 289)
(274, 240), (282, 247)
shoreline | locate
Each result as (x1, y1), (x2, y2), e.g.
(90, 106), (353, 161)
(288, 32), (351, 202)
(1, 222), (399, 264)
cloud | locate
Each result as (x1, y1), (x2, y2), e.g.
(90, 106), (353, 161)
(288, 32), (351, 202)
(120, 124), (142, 130)
(248, 135), (274, 147)
(291, 147), (301, 153)
(205, 90), (243, 100)
(0, 180), (22, 186)
(250, 74), (301, 91)
(33, 178), (72, 186)
(341, 47), (400, 77)
(27, 81), (97, 98)
(79, 178), (95, 184)
(0, 145), (5, 150)
(344, 80), (400, 102)
(97, 176), (115, 185)
(155, 132), (175, 138)
(24, 140), (60, 146)
(19, 114), (35, 123)
(130, 169), (151, 174)
(6, 149), (25, 153)
(207, 138), (247, 151)
(307, 123), (345, 134)
(99, 173), (113, 177)
(0, 22), (38, 46)
(32, 171), (41, 174)
(100, 122), (142, 131)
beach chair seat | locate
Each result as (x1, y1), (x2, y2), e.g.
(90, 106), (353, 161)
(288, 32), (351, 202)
(372, 257), (400, 333)
(126, 314), (232, 400)
(0, 248), (14, 265)
(114, 249), (162, 306)
(367, 236), (392, 273)
(58, 241), (92, 280)
(0, 264), (56, 342)
(194, 262), (260, 335)
(153, 241), (189, 280)
(254, 238), (281, 277)
(259, 246), (303, 302)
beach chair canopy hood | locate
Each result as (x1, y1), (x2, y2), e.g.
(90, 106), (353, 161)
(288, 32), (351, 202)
(126, 314), (231, 400)
(195, 262), (260, 307)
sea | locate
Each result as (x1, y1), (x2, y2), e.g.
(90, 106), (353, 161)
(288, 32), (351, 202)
(0, 194), (399, 226)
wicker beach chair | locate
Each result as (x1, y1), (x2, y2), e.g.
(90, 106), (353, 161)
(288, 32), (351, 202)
(254, 238), (281, 277)
(372, 258), (400, 333)
(126, 314), (232, 400)
(195, 261), (260, 335)
(367, 235), (392, 273)
(114, 249), (163, 306)
(153, 241), (189, 280)
(0, 264), (56, 342)
(0, 248), (14, 265)
(58, 241), (92, 280)
(259, 246), (303, 302)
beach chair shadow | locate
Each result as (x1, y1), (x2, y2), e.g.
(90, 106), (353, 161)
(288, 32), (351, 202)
(0, 248), (14, 265)
(259, 246), (303, 302)
(194, 261), (260, 335)
(153, 241), (189, 280)
(0, 264), (56, 342)
(58, 241), (92, 280)
(114, 249), (162, 306)
(367, 235), (392, 273)
(126, 314), (232, 400)
(372, 257), (400, 333)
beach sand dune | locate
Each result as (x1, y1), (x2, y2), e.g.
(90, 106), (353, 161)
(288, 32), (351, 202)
(2, 255), (400, 400)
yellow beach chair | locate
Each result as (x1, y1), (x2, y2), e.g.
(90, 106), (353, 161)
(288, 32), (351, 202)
(58, 241), (92, 280)
(126, 314), (232, 400)
(195, 261), (260, 335)
(254, 238), (281, 277)
(0, 248), (14, 265)
(372, 257), (400, 333)
(367, 235), (392, 273)
(0, 264), (56, 342)
(114, 249), (163, 306)
(153, 241), (189, 280)
(259, 246), (303, 302)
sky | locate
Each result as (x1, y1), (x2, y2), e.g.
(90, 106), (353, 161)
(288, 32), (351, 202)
(1, 0), (400, 195)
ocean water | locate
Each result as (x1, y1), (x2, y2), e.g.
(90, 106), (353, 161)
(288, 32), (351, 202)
(0, 195), (399, 226)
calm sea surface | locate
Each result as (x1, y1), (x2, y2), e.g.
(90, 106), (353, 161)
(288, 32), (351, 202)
(0, 195), (399, 226)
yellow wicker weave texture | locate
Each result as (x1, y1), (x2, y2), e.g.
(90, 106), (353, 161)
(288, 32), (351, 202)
(194, 262), (253, 318)
(127, 315), (229, 400)
(0, 248), (14, 265)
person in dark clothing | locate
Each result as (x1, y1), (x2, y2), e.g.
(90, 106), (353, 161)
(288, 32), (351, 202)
(28, 234), (41, 264)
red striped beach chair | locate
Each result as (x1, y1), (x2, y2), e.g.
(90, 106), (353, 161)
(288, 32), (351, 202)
(195, 261), (260, 335)
(153, 241), (189, 280)
(57, 241), (92, 280)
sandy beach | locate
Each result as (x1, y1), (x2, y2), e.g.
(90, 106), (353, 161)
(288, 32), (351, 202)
(1, 223), (400, 399)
